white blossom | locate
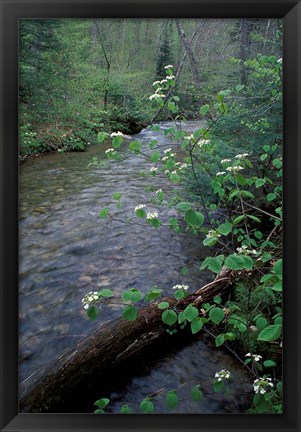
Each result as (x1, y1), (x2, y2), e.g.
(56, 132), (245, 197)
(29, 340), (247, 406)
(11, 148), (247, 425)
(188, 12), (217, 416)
(164, 148), (172, 153)
(155, 189), (163, 194)
(146, 211), (158, 220)
(160, 79), (168, 84)
(253, 377), (274, 394)
(135, 204), (146, 211)
(152, 80), (161, 86)
(150, 166), (158, 172)
(149, 93), (165, 100)
(105, 148), (115, 154)
(216, 171), (226, 176)
(235, 153), (249, 159)
(166, 75), (175, 80)
(277, 58), (282, 64)
(164, 64), (173, 69)
(172, 284), (189, 291)
(161, 156), (169, 161)
(215, 369), (231, 381)
(110, 131), (124, 137)
(221, 158), (231, 164)
(226, 165), (244, 173)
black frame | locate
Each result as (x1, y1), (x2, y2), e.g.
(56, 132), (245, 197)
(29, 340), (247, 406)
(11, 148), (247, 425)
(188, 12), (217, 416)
(0, 0), (300, 431)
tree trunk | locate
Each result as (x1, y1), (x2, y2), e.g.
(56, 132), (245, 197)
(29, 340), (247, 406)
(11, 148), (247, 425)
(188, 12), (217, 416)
(19, 268), (235, 413)
(240, 18), (251, 86)
(175, 20), (201, 87)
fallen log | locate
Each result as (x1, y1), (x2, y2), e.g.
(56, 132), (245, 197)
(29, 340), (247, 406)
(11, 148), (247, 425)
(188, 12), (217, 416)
(19, 268), (235, 413)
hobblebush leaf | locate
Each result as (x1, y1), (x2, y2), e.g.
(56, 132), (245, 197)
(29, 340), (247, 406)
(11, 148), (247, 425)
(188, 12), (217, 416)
(120, 404), (132, 414)
(94, 398), (110, 408)
(122, 305), (138, 321)
(267, 193), (276, 202)
(209, 307), (225, 325)
(94, 409), (105, 414)
(140, 398), (154, 414)
(136, 209), (146, 218)
(224, 254), (245, 270)
(272, 281), (282, 292)
(213, 380), (224, 392)
(199, 104), (209, 115)
(273, 259), (282, 279)
(165, 391), (178, 409)
(170, 172), (181, 184)
(174, 289), (185, 300)
(129, 288), (142, 302)
(190, 317), (203, 334)
(99, 208), (109, 219)
(213, 296), (222, 304)
(113, 192), (122, 200)
(256, 316), (268, 331)
(203, 236), (219, 247)
(258, 324), (282, 342)
(192, 385), (203, 401)
(158, 301), (169, 310)
(177, 202), (192, 212)
(242, 256), (254, 270)
(215, 334), (225, 347)
(151, 151), (161, 162)
(144, 288), (163, 301)
(87, 305), (98, 320)
(178, 311), (186, 324)
(263, 360), (277, 368)
(217, 222), (232, 236)
(184, 209), (204, 228)
(162, 309), (178, 326)
(97, 132), (109, 143)
(99, 289), (114, 298)
(183, 305), (199, 322)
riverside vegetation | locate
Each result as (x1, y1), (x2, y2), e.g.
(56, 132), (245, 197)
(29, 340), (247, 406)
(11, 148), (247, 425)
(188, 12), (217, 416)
(19, 19), (282, 414)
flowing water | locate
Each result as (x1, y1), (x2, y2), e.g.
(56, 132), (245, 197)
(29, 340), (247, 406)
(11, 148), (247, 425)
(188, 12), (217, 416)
(19, 121), (252, 413)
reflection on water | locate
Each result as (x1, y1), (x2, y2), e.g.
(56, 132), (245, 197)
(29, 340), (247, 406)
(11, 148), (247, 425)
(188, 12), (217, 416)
(19, 121), (251, 412)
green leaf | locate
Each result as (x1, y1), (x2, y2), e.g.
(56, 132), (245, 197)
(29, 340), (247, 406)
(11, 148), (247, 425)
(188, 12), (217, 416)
(256, 316), (268, 331)
(178, 311), (186, 324)
(97, 132), (109, 143)
(99, 208), (109, 219)
(191, 385), (203, 401)
(174, 289), (185, 300)
(191, 317), (203, 334)
(213, 380), (224, 392)
(151, 151), (161, 162)
(225, 254), (245, 270)
(272, 281), (282, 292)
(136, 208), (146, 218)
(263, 360), (277, 368)
(148, 139), (158, 149)
(129, 140), (141, 153)
(87, 305), (98, 320)
(120, 404), (132, 414)
(233, 215), (244, 224)
(165, 391), (178, 409)
(255, 178), (266, 188)
(267, 193), (276, 202)
(183, 305), (199, 322)
(209, 307), (225, 325)
(247, 214), (261, 223)
(162, 309), (178, 326)
(113, 192), (122, 200)
(94, 408), (105, 414)
(122, 305), (138, 321)
(129, 288), (143, 302)
(176, 202), (192, 212)
(217, 222), (232, 236)
(184, 209), (204, 228)
(273, 259), (282, 279)
(215, 334), (225, 347)
(170, 172), (181, 184)
(158, 301), (169, 310)
(144, 288), (163, 301)
(258, 324), (282, 342)
(199, 104), (209, 115)
(140, 398), (154, 414)
(99, 289), (114, 298)
(213, 296), (222, 304)
(112, 136), (123, 148)
(203, 236), (219, 246)
(94, 398), (110, 408)
(242, 256), (254, 270)
(208, 256), (224, 273)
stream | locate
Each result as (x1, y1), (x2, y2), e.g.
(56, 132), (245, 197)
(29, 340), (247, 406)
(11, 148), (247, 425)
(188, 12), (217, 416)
(19, 121), (252, 413)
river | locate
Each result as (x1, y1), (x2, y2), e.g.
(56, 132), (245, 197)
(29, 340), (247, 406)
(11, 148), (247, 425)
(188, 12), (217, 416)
(19, 121), (252, 413)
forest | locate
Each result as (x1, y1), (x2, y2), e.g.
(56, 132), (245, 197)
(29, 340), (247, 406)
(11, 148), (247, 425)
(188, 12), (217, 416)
(18, 18), (283, 414)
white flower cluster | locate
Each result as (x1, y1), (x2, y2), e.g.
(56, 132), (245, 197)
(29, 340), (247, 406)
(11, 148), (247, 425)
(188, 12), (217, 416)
(198, 139), (210, 147)
(237, 245), (257, 255)
(146, 211), (158, 220)
(226, 165), (244, 173)
(235, 153), (249, 159)
(135, 204), (146, 211)
(82, 291), (100, 310)
(221, 158), (231, 164)
(161, 156), (169, 162)
(179, 163), (187, 170)
(215, 369), (231, 381)
(245, 352), (262, 362)
(172, 284), (189, 291)
(149, 93), (165, 101)
(164, 64), (173, 69)
(150, 166), (158, 173)
(216, 171), (226, 176)
(253, 377), (274, 394)
(110, 131), (124, 137)
(164, 148), (172, 153)
(105, 148), (115, 154)
(206, 229), (221, 239)
(166, 75), (175, 80)
(277, 58), (282, 64)
(152, 80), (161, 86)
(155, 189), (163, 194)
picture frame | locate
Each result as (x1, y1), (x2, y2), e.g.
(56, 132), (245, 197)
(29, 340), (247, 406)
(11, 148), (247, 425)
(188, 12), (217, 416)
(0, 0), (300, 431)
